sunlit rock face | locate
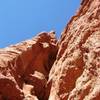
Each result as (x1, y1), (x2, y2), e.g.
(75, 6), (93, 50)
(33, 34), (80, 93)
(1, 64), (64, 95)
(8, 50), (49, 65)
(47, 0), (100, 100)
(0, 0), (100, 100)
(0, 31), (58, 100)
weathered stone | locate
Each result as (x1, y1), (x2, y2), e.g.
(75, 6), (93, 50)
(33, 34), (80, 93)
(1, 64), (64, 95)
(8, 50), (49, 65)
(47, 0), (100, 100)
(0, 31), (58, 100)
(0, 0), (100, 100)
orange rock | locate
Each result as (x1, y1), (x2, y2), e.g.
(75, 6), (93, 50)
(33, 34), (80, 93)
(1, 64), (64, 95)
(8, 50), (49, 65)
(0, 0), (100, 100)
(0, 31), (58, 99)
(47, 0), (100, 100)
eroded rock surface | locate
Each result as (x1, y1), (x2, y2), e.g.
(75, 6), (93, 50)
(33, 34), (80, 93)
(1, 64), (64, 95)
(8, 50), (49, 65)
(47, 0), (100, 100)
(0, 0), (100, 100)
(0, 31), (58, 100)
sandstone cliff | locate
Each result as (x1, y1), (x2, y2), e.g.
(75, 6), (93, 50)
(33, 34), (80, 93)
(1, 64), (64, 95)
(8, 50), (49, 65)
(47, 0), (100, 100)
(0, 32), (58, 100)
(0, 0), (100, 100)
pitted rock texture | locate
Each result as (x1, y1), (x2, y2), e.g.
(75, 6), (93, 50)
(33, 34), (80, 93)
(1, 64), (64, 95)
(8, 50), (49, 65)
(0, 31), (58, 100)
(47, 0), (100, 100)
(0, 0), (100, 100)
(48, 32), (100, 100)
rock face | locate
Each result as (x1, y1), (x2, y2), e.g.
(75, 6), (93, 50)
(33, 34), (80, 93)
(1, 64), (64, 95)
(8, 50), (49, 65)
(0, 31), (58, 100)
(0, 0), (100, 100)
(47, 0), (100, 100)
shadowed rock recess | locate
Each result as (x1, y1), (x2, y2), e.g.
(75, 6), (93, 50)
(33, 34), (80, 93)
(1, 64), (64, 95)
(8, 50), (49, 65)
(0, 32), (58, 100)
(0, 0), (100, 100)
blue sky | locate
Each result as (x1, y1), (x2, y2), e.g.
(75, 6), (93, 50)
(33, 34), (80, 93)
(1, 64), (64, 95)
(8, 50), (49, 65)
(0, 0), (81, 48)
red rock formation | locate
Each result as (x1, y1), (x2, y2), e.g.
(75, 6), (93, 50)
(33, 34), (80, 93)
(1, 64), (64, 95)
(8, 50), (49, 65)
(0, 0), (100, 100)
(47, 0), (100, 100)
(0, 31), (58, 100)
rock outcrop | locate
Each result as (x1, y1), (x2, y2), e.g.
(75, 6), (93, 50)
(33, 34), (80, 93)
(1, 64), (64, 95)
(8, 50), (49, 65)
(0, 0), (100, 100)
(0, 31), (58, 100)
(47, 0), (100, 100)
